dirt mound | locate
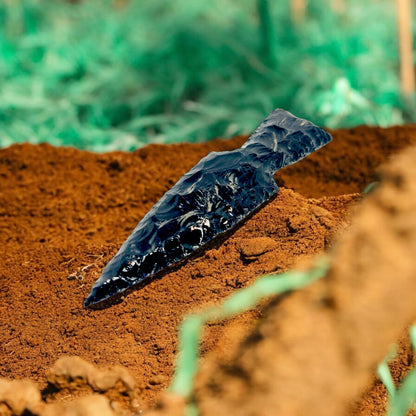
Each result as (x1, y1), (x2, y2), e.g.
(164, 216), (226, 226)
(0, 125), (416, 414)
(191, 145), (416, 416)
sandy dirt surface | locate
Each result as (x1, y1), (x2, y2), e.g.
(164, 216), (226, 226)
(1, 125), (416, 415)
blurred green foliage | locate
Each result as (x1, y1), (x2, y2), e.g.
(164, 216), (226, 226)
(0, 0), (414, 151)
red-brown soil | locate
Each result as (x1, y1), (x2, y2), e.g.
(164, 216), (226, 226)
(1, 125), (416, 415)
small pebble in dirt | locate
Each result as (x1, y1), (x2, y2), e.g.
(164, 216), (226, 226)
(148, 374), (168, 386)
(84, 109), (332, 308)
(238, 237), (278, 258)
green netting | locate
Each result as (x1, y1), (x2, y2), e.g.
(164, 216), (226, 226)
(1, 0), (414, 151)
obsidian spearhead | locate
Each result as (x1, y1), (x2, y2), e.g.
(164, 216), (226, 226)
(84, 109), (332, 307)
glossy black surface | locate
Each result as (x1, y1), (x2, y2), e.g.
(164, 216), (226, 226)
(84, 109), (332, 307)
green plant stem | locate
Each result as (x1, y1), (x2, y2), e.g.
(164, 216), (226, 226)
(257, 0), (277, 67)
(386, 325), (416, 416)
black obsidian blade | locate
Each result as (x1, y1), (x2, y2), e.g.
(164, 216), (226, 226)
(84, 109), (332, 307)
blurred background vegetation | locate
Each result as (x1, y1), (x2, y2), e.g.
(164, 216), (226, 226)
(0, 0), (414, 151)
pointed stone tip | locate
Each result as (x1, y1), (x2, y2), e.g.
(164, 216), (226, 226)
(83, 289), (99, 308)
(83, 275), (131, 309)
(83, 283), (113, 309)
(83, 296), (93, 308)
(83, 289), (115, 310)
